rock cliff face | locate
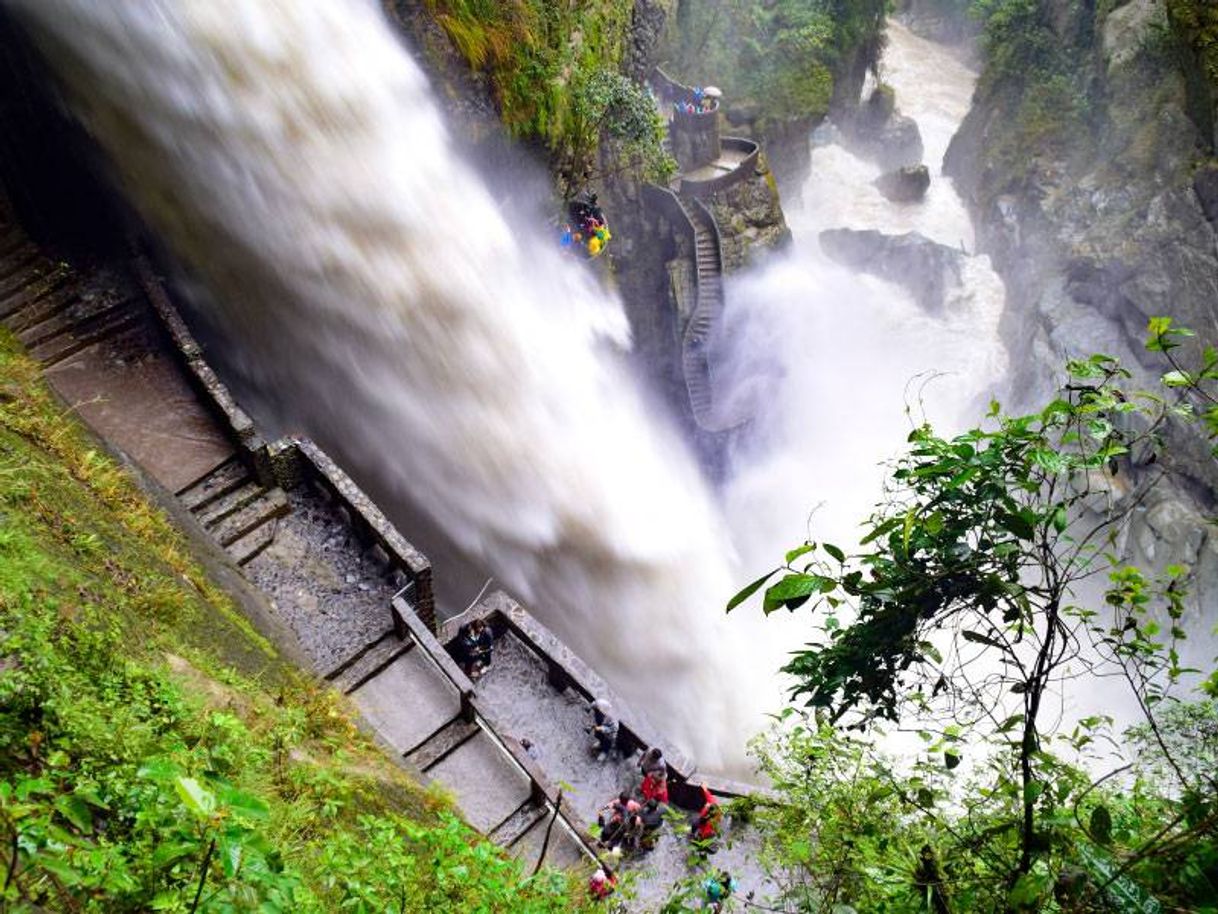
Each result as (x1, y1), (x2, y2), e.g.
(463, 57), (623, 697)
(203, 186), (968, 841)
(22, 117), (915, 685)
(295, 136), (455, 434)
(946, 0), (1218, 609)
(705, 153), (791, 273)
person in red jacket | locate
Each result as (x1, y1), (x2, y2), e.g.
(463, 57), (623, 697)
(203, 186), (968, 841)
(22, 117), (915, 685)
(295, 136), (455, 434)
(691, 782), (722, 845)
(640, 768), (669, 804)
(588, 867), (617, 901)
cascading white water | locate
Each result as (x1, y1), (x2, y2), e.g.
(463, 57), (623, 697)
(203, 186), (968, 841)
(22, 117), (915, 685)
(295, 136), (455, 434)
(722, 22), (1009, 583)
(7, 0), (776, 769)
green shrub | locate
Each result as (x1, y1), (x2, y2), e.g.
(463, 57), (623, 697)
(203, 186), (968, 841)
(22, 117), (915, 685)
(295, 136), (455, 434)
(0, 330), (585, 912)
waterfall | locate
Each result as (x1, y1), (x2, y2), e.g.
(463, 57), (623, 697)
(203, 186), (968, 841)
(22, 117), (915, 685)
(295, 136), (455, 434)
(6, 0), (772, 769)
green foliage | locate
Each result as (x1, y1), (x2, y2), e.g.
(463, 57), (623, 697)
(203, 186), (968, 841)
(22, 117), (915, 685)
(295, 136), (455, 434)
(570, 70), (675, 187)
(0, 331), (584, 912)
(1166, 0), (1218, 90)
(967, 0), (1095, 185)
(668, 0), (886, 126)
(732, 318), (1218, 910)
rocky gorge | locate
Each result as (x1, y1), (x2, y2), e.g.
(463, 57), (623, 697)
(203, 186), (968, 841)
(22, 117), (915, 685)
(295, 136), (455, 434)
(943, 0), (1218, 621)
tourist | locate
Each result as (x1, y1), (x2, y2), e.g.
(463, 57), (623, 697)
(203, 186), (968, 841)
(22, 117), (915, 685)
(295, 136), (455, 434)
(458, 618), (493, 680)
(597, 791), (639, 850)
(588, 867), (617, 901)
(620, 811), (646, 854)
(703, 869), (737, 912)
(639, 746), (665, 776)
(641, 766), (669, 804)
(587, 698), (619, 761)
(691, 782), (722, 849)
(639, 797), (666, 851)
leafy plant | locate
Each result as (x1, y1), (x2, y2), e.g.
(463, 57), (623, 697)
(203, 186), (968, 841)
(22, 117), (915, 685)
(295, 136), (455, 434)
(731, 318), (1218, 911)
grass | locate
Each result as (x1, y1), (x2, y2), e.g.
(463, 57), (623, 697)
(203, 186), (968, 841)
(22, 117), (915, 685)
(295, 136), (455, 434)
(0, 327), (587, 912)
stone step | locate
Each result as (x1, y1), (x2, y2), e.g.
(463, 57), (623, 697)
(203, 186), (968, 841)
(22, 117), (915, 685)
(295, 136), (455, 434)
(211, 487), (289, 547)
(29, 309), (141, 367)
(177, 456), (250, 505)
(0, 258), (55, 303)
(405, 715), (481, 772)
(195, 479), (265, 527)
(227, 521), (277, 566)
(2, 279), (79, 330)
(328, 634), (415, 694)
(489, 799), (548, 848)
(18, 295), (133, 349)
(0, 269), (75, 323)
(0, 243), (38, 280)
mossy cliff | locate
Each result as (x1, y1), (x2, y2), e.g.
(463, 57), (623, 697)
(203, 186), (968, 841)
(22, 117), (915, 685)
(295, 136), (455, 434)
(660, 0), (888, 194)
(0, 330), (584, 911)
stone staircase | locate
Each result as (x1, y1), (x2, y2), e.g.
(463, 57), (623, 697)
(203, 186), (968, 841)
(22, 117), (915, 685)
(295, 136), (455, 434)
(0, 213), (147, 369)
(176, 457), (289, 567)
(1, 193), (588, 874)
(326, 625), (581, 869)
(682, 198), (729, 430)
(0, 202), (284, 565)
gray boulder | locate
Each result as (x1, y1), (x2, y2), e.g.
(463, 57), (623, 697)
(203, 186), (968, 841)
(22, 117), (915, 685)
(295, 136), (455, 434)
(875, 164), (931, 202)
(819, 228), (963, 313)
(843, 85), (925, 171)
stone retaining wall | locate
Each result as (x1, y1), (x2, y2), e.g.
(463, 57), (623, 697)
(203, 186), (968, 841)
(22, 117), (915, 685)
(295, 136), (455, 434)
(133, 256), (437, 631)
(677, 136), (761, 198)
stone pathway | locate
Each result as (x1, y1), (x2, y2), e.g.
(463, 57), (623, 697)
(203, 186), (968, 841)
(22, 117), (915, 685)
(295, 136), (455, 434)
(0, 200), (594, 874)
(0, 220), (233, 493)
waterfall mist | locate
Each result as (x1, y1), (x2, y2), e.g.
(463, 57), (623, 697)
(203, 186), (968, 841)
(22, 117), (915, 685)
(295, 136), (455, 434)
(7, 0), (777, 769)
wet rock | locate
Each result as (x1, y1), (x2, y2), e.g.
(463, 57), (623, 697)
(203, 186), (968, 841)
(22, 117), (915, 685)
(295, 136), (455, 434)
(624, 0), (674, 79)
(842, 85), (924, 171)
(819, 228), (963, 314)
(875, 164), (931, 202)
(706, 151), (792, 273)
(1193, 163), (1218, 225)
(945, 0), (1218, 602)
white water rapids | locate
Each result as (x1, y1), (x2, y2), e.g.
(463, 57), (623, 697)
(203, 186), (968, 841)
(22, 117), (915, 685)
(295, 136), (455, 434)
(7, 3), (1011, 771)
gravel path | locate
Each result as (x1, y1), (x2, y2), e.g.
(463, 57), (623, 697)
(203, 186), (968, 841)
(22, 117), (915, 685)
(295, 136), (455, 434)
(244, 484), (398, 672)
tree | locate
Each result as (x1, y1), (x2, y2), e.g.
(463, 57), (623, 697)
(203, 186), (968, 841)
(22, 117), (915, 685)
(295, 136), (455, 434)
(563, 70), (674, 196)
(730, 318), (1218, 912)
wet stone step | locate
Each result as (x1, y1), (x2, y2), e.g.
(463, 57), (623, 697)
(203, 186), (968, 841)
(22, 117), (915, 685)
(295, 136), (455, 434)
(350, 650), (462, 755)
(195, 479), (265, 528)
(2, 279), (78, 330)
(406, 715), (480, 772)
(211, 488), (289, 547)
(489, 799), (548, 848)
(18, 296), (133, 349)
(30, 310), (141, 367)
(0, 270), (75, 323)
(508, 814), (587, 872)
(177, 457), (250, 506)
(424, 730), (533, 832)
(329, 635), (414, 695)
(227, 521), (277, 567)
(0, 259), (56, 303)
